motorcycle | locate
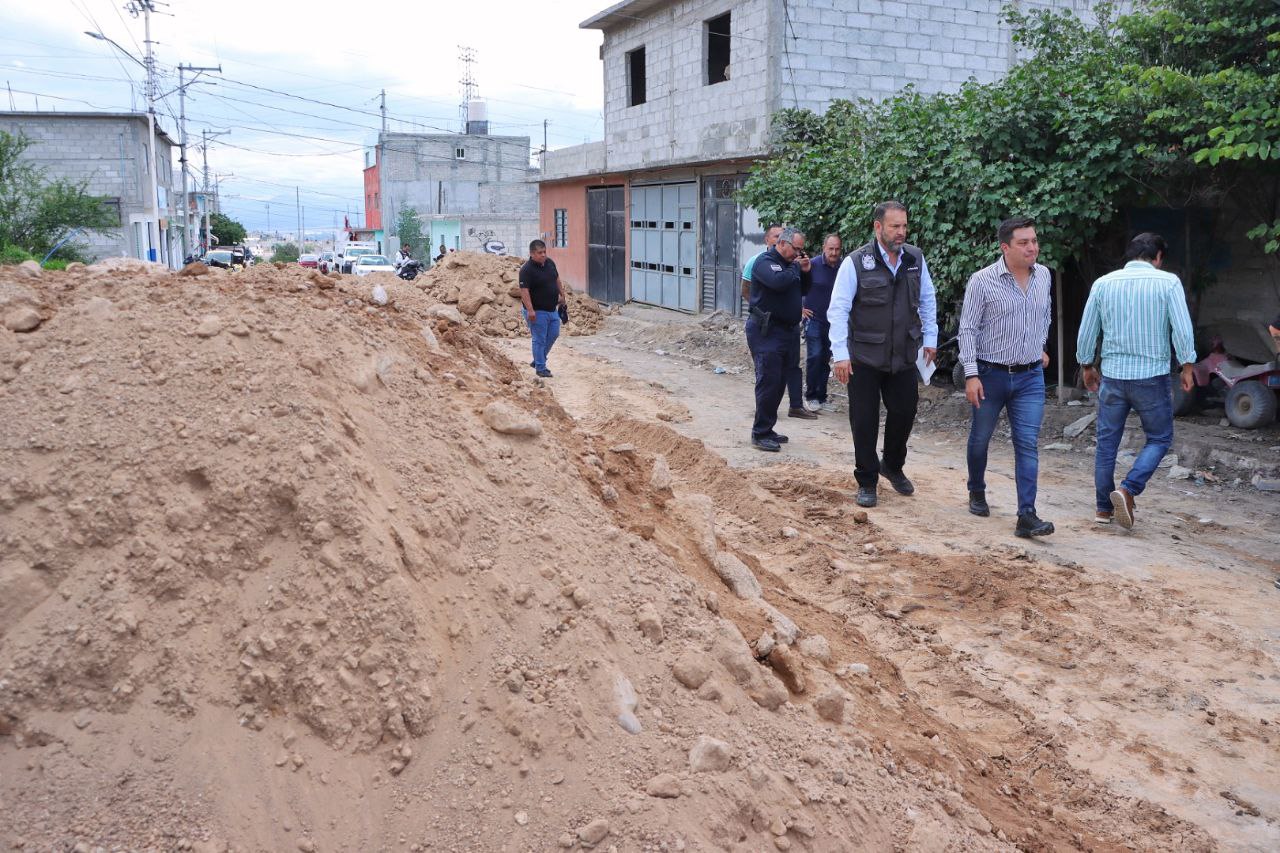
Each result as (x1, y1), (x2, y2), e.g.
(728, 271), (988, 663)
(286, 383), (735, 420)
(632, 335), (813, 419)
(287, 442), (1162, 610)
(397, 258), (425, 281)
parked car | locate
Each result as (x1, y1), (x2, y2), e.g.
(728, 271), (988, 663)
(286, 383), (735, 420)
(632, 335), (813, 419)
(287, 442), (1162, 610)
(353, 254), (396, 277)
(335, 240), (378, 270)
(214, 245), (248, 267)
(298, 254), (319, 269)
(202, 250), (235, 269)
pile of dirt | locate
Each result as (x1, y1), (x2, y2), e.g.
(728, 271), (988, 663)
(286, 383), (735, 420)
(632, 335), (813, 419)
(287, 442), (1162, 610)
(407, 251), (604, 338)
(0, 258), (1018, 851)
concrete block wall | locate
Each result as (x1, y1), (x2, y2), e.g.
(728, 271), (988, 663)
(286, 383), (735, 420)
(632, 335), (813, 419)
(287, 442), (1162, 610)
(379, 132), (538, 238)
(0, 113), (178, 261)
(781, 0), (1099, 111)
(599, 0), (774, 172)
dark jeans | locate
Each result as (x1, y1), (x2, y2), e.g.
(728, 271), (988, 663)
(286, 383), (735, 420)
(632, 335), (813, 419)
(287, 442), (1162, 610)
(746, 318), (801, 439)
(1095, 374), (1173, 512)
(966, 363), (1046, 516)
(804, 318), (832, 403)
(846, 364), (918, 488)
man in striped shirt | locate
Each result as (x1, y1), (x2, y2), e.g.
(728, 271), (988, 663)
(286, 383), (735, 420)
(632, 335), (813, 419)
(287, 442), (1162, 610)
(1076, 232), (1196, 529)
(958, 216), (1054, 538)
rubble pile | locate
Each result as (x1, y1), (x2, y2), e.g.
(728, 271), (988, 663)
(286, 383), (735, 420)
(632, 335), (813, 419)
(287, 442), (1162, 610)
(408, 251), (605, 338)
(0, 256), (1173, 851)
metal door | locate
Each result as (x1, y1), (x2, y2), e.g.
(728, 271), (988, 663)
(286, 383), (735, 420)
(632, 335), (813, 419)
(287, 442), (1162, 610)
(700, 175), (752, 314)
(587, 186), (626, 304)
(630, 182), (696, 311)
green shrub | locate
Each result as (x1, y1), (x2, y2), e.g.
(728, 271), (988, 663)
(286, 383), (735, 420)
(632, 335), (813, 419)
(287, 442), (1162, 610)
(42, 259), (70, 271)
(0, 244), (35, 265)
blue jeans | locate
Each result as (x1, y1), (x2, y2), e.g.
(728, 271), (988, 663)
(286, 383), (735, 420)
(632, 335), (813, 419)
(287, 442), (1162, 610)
(804, 318), (832, 403)
(966, 364), (1045, 516)
(1095, 374), (1173, 513)
(523, 308), (561, 371)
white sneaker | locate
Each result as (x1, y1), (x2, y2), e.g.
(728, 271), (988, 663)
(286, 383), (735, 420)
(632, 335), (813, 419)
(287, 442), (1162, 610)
(820, 402), (837, 413)
(803, 399), (821, 412)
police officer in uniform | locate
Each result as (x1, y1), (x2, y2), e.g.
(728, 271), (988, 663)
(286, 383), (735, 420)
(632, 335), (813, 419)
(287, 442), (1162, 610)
(746, 226), (812, 451)
(828, 201), (937, 507)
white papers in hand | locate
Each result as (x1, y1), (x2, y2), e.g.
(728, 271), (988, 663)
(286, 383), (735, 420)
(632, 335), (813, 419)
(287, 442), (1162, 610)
(916, 350), (936, 385)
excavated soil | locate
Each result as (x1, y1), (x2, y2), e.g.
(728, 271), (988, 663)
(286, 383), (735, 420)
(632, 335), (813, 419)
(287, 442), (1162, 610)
(0, 256), (1274, 852)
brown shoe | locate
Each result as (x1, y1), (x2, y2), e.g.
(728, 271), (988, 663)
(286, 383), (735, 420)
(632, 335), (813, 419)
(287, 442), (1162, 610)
(1109, 487), (1135, 530)
(788, 407), (818, 419)
(1095, 510), (1113, 525)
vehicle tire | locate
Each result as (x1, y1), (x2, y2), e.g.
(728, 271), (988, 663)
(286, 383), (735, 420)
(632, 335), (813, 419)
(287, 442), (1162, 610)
(1224, 380), (1278, 429)
(1171, 371), (1198, 416)
(952, 361), (966, 389)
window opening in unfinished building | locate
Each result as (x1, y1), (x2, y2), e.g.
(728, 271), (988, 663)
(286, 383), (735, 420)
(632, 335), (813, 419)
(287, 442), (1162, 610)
(706, 12), (731, 85)
(627, 46), (647, 106)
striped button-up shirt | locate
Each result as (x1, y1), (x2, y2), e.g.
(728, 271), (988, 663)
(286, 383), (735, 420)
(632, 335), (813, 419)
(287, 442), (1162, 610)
(1075, 260), (1196, 380)
(958, 257), (1052, 377)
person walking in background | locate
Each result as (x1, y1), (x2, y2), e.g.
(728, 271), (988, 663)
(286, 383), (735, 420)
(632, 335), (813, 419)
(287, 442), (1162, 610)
(958, 216), (1054, 538)
(741, 223), (782, 301)
(803, 233), (842, 413)
(746, 227), (812, 452)
(519, 239), (567, 379)
(1076, 232), (1196, 530)
(783, 229), (819, 421)
(829, 201), (937, 508)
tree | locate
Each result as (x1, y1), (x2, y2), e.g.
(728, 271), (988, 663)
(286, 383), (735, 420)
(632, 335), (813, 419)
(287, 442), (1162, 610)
(0, 130), (118, 259)
(208, 211), (247, 246)
(739, 0), (1280, 317)
(396, 206), (427, 259)
(270, 242), (299, 263)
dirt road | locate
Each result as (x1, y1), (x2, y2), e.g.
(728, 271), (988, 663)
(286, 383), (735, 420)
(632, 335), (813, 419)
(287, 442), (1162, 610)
(502, 315), (1280, 852)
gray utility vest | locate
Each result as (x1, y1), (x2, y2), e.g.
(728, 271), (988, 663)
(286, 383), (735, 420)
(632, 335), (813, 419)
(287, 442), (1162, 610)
(847, 240), (923, 373)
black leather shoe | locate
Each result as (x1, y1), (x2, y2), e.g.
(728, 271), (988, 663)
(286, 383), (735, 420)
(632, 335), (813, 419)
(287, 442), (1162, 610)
(855, 486), (877, 507)
(788, 407), (818, 419)
(768, 433), (789, 444)
(536, 368), (553, 378)
(752, 437), (782, 452)
(1015, 512), (1055, 538)
(880, 467), (914, 496)
(969, 490), (990, 517)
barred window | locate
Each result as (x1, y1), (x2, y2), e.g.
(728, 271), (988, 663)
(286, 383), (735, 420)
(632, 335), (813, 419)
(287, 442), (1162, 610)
(554, 208), (567, 248)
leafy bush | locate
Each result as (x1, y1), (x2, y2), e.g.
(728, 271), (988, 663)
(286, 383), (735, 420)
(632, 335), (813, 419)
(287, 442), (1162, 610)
(0, 244), (35, 265)
(270, 242), (300, 263)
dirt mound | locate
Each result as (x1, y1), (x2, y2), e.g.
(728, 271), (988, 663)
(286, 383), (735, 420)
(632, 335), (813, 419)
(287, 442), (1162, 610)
(411, 251), (604, 338)
(0, 259), (1018, 851)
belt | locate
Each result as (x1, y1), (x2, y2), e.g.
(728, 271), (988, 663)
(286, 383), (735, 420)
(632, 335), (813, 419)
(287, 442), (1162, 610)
(978, 359), (1040, 373)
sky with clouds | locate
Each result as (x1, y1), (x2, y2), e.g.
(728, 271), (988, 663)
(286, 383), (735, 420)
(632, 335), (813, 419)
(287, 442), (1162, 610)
(2, 0), (608, 235)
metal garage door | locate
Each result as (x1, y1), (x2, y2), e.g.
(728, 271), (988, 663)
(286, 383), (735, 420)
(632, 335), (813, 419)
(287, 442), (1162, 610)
(629, 182), (697, 312)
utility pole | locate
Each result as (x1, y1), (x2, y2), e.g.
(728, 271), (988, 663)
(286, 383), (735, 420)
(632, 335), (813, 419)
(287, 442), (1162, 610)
(200, 129), (229, 251)
(296, 187), (302, 253)
(177, 62), (221, 261)
(541, 119), (549, 171)
(380, 88), (387, 133)
(458, 45), (477, 131)
(124, 0), (162, 264)
(265, 202), (270, 235)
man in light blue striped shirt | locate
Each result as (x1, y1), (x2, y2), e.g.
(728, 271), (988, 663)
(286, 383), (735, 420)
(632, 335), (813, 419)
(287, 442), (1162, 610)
(1076, 232), (1196, 529)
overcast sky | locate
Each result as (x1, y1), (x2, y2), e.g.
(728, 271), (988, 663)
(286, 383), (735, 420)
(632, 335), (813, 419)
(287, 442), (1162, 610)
(2, 0), (608, 234)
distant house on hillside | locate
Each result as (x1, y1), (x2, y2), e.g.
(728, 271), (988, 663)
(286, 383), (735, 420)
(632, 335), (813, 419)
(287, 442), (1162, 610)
(540, 0), (1105, 313)
(0, 111), (180, 266)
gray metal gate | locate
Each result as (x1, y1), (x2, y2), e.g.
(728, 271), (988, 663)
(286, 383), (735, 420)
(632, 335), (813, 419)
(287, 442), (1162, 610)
(629, 182), (697, 312)
(700, 174), (760, 315)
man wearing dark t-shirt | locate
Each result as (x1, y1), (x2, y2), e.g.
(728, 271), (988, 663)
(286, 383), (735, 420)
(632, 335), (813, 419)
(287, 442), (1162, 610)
(519, 239), (566, 378)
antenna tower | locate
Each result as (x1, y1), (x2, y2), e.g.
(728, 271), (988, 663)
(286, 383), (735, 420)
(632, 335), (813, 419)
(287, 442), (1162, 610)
(458, 45), (478, 131)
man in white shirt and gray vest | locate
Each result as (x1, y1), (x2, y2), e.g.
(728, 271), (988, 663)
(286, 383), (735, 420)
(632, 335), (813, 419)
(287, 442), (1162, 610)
(828, 201), (937, 508)
(957, 216), (1054, 538)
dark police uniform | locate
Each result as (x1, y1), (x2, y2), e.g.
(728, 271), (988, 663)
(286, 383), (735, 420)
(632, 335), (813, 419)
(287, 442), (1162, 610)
(746, 246), (811, 440)
(803, 253), (839, 405)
